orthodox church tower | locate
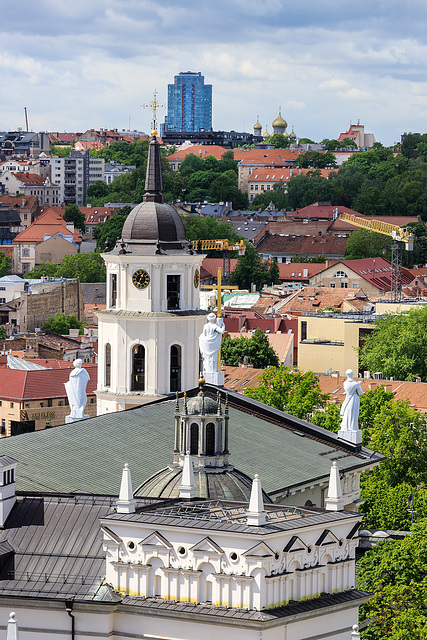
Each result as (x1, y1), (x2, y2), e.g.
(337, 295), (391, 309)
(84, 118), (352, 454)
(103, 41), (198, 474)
(96, 132), (206, 414)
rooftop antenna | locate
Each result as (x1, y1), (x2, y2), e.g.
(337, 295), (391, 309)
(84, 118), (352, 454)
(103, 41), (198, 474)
(141, 89), (165, 134)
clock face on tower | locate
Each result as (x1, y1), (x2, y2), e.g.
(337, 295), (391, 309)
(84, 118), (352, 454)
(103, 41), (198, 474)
(132, 269), (150, 290)
(194, 269), (200, 288)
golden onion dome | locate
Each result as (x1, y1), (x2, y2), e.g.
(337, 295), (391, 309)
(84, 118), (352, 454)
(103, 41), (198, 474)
(272, 110), (287, 129)
(289, 127), (297, 140)
(263, 128), (270, 139)
(253, 116), (262, 131)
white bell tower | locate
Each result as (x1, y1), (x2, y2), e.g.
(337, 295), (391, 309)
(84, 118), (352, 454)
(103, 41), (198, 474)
(96, 133), (205, 414)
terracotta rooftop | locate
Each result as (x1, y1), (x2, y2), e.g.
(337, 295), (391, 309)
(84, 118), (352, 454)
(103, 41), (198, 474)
(0, 364), (97, 400)
(256, 234), (348, 257)
(280, 286), (368, 313)
(10, 172), (50, 187)
(13, 208), (82, 244)
(201, 258), (239, 280)
(278, 262), (326, 281)
(315, 258), (413, 292)
(0, 195), (37, 210)
(248, 167), (337, 182)
(288, 204), (359, 221)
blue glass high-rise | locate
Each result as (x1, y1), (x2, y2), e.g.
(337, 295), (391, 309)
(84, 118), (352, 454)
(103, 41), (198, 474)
(165, 72), (212, 132)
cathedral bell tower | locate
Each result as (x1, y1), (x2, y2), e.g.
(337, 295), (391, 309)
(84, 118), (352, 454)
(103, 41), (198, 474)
(96, 132), (206, 414)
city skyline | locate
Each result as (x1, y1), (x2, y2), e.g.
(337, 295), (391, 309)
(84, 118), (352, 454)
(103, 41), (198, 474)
(1, 1), (426, 145)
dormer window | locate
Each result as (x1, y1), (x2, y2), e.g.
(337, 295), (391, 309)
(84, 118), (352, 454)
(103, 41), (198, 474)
(333, 271), (347, 278)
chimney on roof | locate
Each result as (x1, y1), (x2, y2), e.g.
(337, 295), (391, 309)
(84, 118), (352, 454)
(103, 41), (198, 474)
(66, 222), (74, 234)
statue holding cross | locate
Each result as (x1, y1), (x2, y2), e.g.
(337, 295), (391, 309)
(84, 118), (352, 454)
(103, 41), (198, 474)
(200, 267), (237, 385)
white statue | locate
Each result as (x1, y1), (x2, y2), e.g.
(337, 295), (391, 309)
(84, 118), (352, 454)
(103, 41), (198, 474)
(64, 359), (90, 422)
(199, 313), (225, 375)
(340, 369), (362, 432)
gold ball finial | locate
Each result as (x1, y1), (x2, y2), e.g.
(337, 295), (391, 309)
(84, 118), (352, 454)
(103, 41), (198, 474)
(199, 375), (206, 387)
(151, 129), (158, 137)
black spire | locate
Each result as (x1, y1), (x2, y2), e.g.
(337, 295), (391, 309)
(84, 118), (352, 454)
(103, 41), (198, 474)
(143, 136), (164, 204)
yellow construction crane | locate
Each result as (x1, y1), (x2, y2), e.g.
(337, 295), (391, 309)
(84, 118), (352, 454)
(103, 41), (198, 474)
(339, 212), (414, 301)
(191, 239), (246, 284)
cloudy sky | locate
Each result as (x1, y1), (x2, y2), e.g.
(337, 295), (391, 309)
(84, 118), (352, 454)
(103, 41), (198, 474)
(1, 0), (426, 145)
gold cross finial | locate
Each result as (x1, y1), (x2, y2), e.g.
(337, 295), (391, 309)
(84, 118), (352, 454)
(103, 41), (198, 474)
(142, 89), (165, 135)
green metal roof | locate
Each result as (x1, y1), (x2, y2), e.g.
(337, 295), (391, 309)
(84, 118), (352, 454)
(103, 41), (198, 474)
(0, 390), (382, 496)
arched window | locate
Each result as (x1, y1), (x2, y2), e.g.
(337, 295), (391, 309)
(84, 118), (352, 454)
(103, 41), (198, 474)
(333, 270), (347, 278)
(105, 343), (111, 387)
(206, 423), (215, 456)
(131, 344), (145, 391)
(190, 423), (199, 455)
(170, 345), (182, 392)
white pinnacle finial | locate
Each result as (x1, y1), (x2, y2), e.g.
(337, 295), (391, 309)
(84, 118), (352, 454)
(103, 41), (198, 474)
(325, 462), (344, 511)
(116, 463), (136, 514)
(246, 474), (266, 526)
(179, 452), (196, 500)
(6, 612), (18, 640)
(351, 624), (360, 639)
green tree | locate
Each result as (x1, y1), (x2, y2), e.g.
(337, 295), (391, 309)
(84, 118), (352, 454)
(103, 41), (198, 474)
(338, 138), (357, 149)
(87, 180), (110, 200)
(63, 204), (86, 233)
(344, 228), (391, 260)
(298, 138), (315, 145)
(43, 313), (85, 335)
(230, 242), (270, 290)
(181, 215), (241, 245)
(0, 326), (6, 339)
(267, 133), (290, 149)
(249, 183), (287, 211)
(0, 251), (11, 277)
(359, 306), (427, 381)
(26, 263), (59, 278)
(221, 328), (279, 369)
(286, 173), (334, 209)
(321, 138), (341, 151)
(269, 258), (280, 285)
(245, 366), (330, 420)
(94, 208), (131, 251)
(296, 150), (336, 169)
(357, 519), (427, 640)
(179, 153), (204, 177)
(56, 252), (106, 282)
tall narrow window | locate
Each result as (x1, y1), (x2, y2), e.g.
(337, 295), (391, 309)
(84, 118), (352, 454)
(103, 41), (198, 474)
(167, 275), (180, 310)
(190, 423), (199, 455)
(301, 321), (307, 341)
(105, 343), (111, 386)
(110, 273), (117, 307)
(206, 423), (215, 456)
(170, 345), (182, 392)
(131, 345), (145, 391)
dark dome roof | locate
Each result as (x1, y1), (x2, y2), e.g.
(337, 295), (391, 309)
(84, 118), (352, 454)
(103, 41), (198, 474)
(135, 465), (273, 502)
(122, 201), (187, 244)
(187, 394), (218, 415)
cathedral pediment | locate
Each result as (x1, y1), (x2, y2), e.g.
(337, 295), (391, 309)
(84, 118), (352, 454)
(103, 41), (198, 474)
(190, 536), (224, 555)
(315, 529), (341, 547)
(283, 536), (309, 553)
(101, 526), (123, 545)
(243, 541), (275, 558)
(139, 531), (173, 550)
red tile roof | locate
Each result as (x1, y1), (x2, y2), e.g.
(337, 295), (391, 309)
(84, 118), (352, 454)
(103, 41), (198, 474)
(10, 172), (50, 187)
(0, 364), (97, 400)
(0, 195), (37, 210)
(201, 258), (239, 280)
(13, 208), (82, 243)
(288, 204), (359, 221)
(278, 262), (326, 281)
(248, 167), (337, 183)
(321, 258), (414, 291)
(257, 234), (348, 257)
